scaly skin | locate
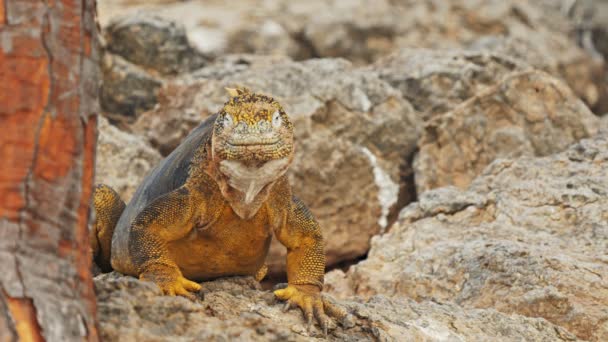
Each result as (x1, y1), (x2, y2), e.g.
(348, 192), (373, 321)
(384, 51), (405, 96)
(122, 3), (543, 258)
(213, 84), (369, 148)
(90, 184), (125, 273)
(92, 87), (347, 333)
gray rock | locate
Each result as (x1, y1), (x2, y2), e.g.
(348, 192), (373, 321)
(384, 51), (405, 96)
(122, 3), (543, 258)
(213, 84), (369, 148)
(540, 0), (608, 60)
(97, 1), (606, 114)
(226, 20), (309, 60)
(223, 0), (606, 113)
(100, 53), (163, 121)
(369, 49), (528, 120)
(331, 132), (608, 340)
(560, 0), (608, 113)
(104, 13), (208, 75)
(95, 273), (577, 341)
(414, 70), (599, 193)
(471, 32), (607, 114)
(95, 116), (162, 201)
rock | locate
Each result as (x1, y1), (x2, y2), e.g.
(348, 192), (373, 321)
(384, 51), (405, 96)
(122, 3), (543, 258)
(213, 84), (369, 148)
(561, 0), (608, 113)
(130, 57), (422, 274)
(98, 1), (606, 113)
(226, 20), (309, 60)
(414, 70), (599, 194)
(104, 13), (207, 75)
(100, 53), (163, 121)
(94, 272), (577, 341)
(297, 0), (403, 64)
(222, 0), (605, 112)
(387, 0), (606, 113)
(331, 133), (608, 340)
(601, 115), (608, 133)
(471, 31), (607, 114)
(369, 49), (528, 120)
(323, 269), (356, 300)
(542, 0), (608, 60)
(95, 116), (162, 201)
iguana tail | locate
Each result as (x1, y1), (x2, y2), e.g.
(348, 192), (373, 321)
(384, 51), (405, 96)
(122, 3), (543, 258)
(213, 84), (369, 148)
(91, 184), (125, 272)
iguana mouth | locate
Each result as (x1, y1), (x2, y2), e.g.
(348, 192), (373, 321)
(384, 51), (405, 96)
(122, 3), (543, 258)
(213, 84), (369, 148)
(227, 138), (280, 147)
(218, 139), (292, 161)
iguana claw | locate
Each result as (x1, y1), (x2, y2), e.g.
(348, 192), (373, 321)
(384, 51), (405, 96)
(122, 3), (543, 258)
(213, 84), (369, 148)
(140, 263), (202, 300)
(274, 284), (349, 336)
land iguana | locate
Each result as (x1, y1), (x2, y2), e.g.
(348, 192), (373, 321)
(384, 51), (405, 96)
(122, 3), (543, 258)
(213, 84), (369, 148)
(91, 87), (348, 333)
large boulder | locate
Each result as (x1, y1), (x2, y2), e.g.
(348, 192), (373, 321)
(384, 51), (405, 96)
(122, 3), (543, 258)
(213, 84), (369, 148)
(104, 13), (207, 75)
(130, 57), (422, 274)
(100, 53), (163, 121)
(369, 49), (528, 120)
(471, 32), (606, 114)
(329, 132), (608, 340)
(414, 70), (599, 193)
(95, 116), (162, 202)
(95, 273), (576, 341)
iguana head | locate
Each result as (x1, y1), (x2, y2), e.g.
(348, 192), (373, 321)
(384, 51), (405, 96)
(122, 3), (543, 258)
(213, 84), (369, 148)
(209, 87), (295, 211)
(211, 87), (294, 162)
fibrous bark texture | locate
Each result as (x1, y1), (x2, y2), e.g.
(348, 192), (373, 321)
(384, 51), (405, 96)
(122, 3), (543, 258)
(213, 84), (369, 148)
(0, 0), (100, 341)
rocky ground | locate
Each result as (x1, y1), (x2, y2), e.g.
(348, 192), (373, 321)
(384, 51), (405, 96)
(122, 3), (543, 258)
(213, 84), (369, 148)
(95, 0), (608, 340)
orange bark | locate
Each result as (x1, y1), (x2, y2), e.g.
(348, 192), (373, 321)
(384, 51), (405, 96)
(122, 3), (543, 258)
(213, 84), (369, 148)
(0, 1), (4, 25)
(5, 294), (44, 342)
(0, 0), (100, 341)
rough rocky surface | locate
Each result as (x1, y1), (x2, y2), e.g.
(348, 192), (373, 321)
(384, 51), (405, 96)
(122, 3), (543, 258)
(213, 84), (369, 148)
(329, 133), (608, 341)
(471, 32), (606, 114)
(92, 2), (608, 340)
(414, 70), (599, 193)
(563, 0), (608, 113)
(95, 273), (577, 341)
(100, 53), (163, 121)
(95, 116), (162, 201)
(104, 14), (207, 75)
(239, 0), (607, 113)
(369, 49), (529, 120)
(96, 0), (607, 114)
(543, 0), (608, 60)
(130, 57), (421, 274)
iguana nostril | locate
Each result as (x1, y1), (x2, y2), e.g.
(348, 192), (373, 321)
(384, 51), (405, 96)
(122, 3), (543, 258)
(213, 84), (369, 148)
(235, 121), (248, 134)
(257, 120), (271, 133)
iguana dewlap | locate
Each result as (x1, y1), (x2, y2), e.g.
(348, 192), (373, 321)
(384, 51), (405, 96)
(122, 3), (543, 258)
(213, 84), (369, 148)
(91, 87), (346, 333)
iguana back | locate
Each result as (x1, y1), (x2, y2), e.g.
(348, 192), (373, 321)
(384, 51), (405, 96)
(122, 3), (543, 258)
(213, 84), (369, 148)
(110, 113), (218, 272)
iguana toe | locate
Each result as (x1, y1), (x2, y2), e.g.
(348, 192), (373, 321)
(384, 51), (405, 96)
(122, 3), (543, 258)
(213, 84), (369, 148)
(140, 264), (202, 300)
(274, 284), (347, 335)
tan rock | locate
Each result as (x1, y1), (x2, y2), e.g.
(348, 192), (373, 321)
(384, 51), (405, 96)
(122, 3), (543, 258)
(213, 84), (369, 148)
(97, 0), (606, 113)
(369, 49), (529, 120)
(471, 32), (606, 114)
(95, 273), (577, 341)
(414, 70), (599, 193)
(241, 0), (607, 113)
(95, 116), (162, 201)
(332, 133), (608, 340)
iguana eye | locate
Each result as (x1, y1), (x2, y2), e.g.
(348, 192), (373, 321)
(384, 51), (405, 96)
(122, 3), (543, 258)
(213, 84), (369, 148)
(223, 114), (234, 127)
(272, 111), (282, 128)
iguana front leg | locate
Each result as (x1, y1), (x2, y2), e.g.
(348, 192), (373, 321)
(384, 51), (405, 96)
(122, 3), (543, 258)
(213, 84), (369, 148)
(129, 186), (202, 299)
(273, 197), (348, 335)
